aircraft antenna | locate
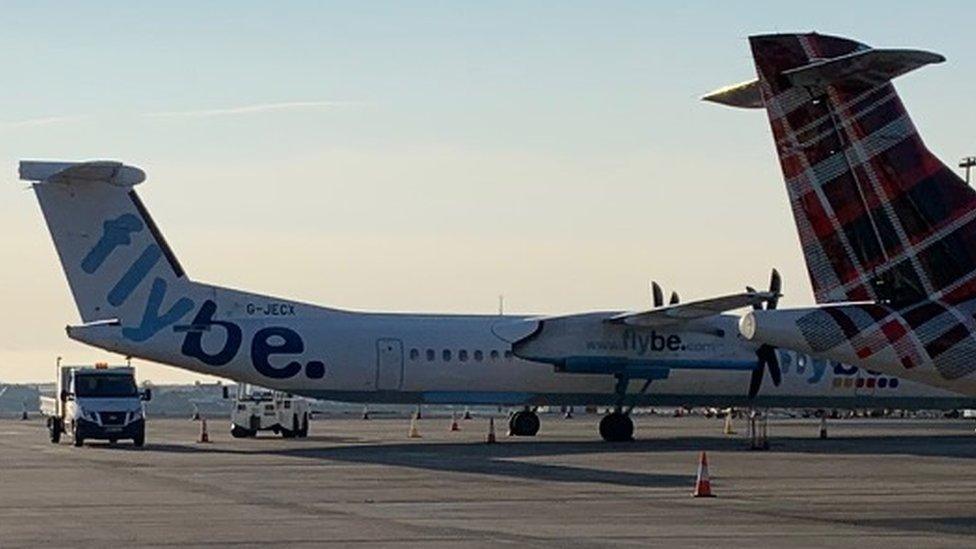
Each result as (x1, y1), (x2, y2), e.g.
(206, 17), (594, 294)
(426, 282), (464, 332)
(960, 156), (976, 185)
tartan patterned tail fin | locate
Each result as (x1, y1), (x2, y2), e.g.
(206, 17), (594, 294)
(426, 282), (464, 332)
(746, 33), (976, 306)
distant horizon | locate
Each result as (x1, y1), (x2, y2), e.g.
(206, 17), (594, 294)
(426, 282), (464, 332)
(2, 1), (974, 384)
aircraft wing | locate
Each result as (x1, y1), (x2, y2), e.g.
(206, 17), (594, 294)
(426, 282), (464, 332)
(607, 291), (776, 327)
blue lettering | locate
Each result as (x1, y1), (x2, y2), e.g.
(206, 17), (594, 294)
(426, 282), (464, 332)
(81, 214), (143, 274)
(122, 278), (194, 342)
(180, 300), (243, 366)
(251, 327), (304, 379)
(108, 244), (161, 306)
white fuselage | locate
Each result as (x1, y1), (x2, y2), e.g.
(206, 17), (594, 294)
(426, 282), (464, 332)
(67, 285), (976, 409)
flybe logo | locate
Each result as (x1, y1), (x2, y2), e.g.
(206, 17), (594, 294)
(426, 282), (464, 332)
(84, 214), (194, 342)
(585, 329), (684, 355)
(83, 211), (325, 380)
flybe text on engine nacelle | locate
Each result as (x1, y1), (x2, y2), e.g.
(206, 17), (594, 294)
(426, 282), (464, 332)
(507, 313), (745, 378)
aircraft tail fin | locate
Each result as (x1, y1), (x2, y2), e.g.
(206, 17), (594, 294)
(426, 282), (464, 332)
(20, 160), (194, 325)
(708, 33), (976, 306)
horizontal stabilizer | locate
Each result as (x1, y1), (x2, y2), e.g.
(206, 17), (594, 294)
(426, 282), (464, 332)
(783, 48), (944, 91)
(701, 79), (762, 109)
(19, 160), (146, 187)
(608, 291), (777, 327)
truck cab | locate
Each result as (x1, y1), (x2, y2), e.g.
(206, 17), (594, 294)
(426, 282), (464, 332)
(40, 363), (150, 447)
(225, 384), (310, 438)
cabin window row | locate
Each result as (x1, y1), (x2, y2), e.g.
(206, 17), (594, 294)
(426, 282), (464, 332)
(408, 348), (514, 362)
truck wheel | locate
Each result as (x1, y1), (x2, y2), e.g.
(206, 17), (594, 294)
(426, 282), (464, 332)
(133, 429), (145, 447)
(231, 425), (254, 438)
(281, 416), (299, 438)
(73, 424), (84, 447)
(48, 418), (61, 444)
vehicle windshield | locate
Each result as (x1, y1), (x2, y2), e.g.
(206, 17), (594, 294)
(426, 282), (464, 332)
(74, 374), (138, 398)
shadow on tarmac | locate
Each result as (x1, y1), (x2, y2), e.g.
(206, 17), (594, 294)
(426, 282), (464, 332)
(134, 431), (976, 488)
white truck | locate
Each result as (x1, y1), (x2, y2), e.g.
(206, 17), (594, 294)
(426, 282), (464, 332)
(223, 384), (310, 438)
(40, 363), (151, 447)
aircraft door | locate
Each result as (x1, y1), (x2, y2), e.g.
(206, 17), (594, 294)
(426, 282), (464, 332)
(376, 338), (404, 391)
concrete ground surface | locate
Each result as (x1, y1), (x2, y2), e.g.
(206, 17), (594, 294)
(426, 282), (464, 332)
(1, 414), (975, 548)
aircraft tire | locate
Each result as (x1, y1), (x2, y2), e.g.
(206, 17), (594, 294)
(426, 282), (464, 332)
(599, 412), (634, 442)
(509, 411), (540, 436)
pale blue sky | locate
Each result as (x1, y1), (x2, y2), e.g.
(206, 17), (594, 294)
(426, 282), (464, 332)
(2, 2), (974, 382)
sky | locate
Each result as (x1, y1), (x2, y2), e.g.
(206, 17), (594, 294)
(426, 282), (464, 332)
(1, 1), (974, 383)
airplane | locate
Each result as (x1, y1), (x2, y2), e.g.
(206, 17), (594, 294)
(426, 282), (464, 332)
(705, 32), (976, 396)
(16, 158), (976, 442)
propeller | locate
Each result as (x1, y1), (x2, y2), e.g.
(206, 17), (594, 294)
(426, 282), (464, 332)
(748, 269), (782, 399)
(649, 282), (681, 308)
(651, 281), (664, 308)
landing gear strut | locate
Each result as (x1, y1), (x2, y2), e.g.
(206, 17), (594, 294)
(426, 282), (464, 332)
(599, 374), (654, 442)
(508, 408), (540, 436)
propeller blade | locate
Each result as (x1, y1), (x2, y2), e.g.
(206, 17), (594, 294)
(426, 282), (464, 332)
(765, 346), (782, 386)
(669, 291), (680, 305)
(768, 268), (781, 310)
(651, 281), (664, 308)
(745, 285), (762, 311)
(748, 363), (764, 399)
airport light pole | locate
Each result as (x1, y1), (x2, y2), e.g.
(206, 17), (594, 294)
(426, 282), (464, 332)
(961, 156), (976, 185)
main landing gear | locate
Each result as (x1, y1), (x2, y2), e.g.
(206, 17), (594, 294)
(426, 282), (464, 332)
(599, 412), (633, 442)
(508, 408), (540, 436)
(599, 374), (654, 442)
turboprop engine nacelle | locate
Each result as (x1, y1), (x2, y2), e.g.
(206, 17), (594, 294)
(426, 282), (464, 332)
(500, 313), (747, 379)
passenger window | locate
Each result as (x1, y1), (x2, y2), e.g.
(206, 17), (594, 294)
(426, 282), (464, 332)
(474, 350), (483, 362)
(490, 350), (500, 360)
(409, 349), (419, 360)
(426, 349), (435, 361)
(443, 349), (452, 361)
(459, 350), (468, 362)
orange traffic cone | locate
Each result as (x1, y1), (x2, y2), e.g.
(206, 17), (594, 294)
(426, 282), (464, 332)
(449, 412), (460, 432)
(486, 417), (497, 444)
(198, 417), (212, 443)
(692, 451), (714, 497)
(408, 413), (422, 438)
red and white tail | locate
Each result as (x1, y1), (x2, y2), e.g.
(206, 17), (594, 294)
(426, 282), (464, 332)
(708, 33), (976, 307)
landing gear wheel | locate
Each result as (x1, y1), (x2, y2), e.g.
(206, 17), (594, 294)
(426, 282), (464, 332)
(231, 425), (255, 439)
(599, 412), (634, 442)
(73, 424), (84, 447)
(509, 411), (540, 437)
(298, 413), (309, 438)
